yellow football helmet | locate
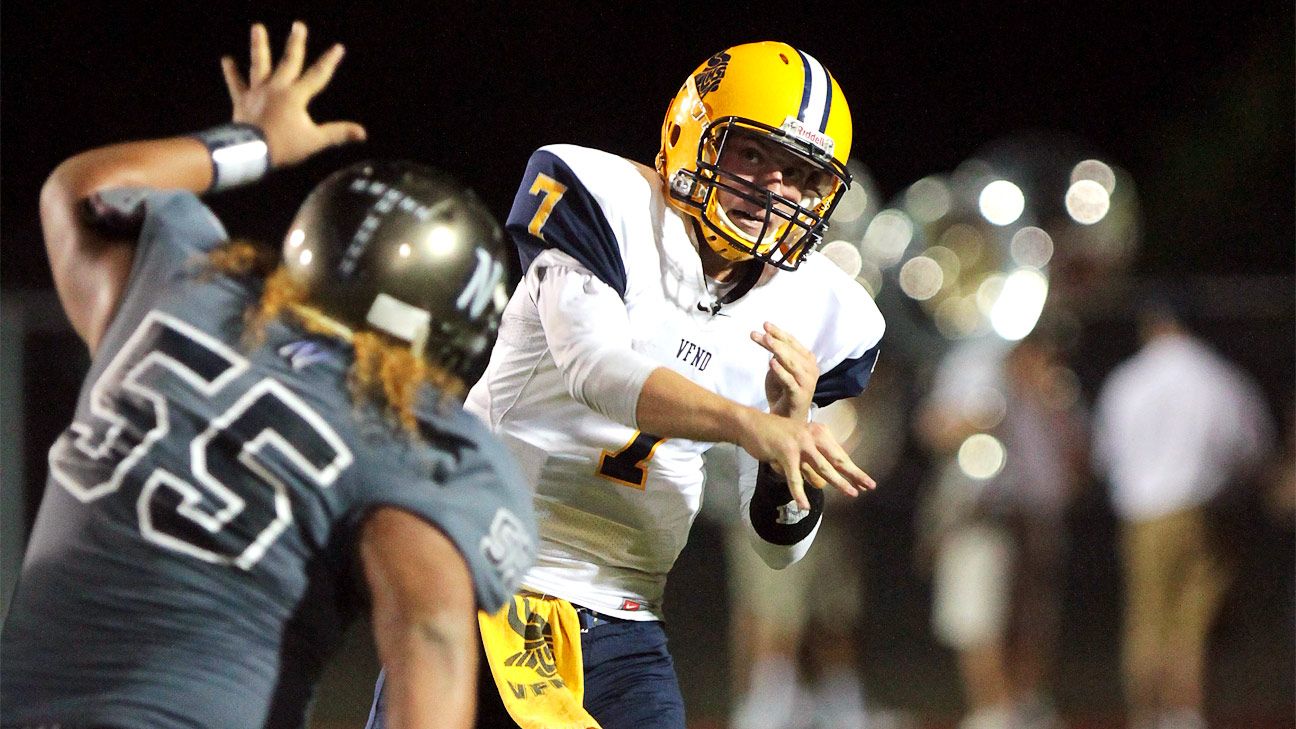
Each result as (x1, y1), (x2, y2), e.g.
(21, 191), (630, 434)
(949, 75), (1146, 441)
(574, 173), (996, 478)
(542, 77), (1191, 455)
(657, 41), (853, 270)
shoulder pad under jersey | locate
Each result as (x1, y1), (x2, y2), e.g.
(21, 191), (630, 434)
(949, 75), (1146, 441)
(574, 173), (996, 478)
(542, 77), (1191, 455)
(505, 145), (657, 299)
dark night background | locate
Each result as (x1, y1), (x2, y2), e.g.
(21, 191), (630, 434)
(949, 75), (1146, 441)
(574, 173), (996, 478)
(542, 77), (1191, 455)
(2, 2), (1292, 283)
(2, 2), (1292, 727)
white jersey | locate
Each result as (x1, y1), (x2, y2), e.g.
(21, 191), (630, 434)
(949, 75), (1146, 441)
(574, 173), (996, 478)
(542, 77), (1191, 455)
(467, 144), (884, 619)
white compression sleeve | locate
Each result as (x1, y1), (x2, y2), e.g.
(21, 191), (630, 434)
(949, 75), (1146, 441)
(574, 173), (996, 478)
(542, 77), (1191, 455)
(530, 250), (658, 427)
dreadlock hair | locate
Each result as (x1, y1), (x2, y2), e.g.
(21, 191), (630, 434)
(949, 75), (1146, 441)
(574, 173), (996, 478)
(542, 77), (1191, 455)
(208, 240), (466, 435)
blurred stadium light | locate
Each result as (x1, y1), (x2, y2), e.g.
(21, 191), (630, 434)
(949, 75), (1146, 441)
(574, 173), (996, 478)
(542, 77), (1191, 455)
(862, 132), (1142, 365)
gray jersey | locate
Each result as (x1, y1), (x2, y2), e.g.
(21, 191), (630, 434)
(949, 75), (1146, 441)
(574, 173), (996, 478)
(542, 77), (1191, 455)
(1, 190), (536, 729)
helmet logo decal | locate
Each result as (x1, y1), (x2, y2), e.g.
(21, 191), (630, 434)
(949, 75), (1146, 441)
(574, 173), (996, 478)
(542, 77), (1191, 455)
(456, 248), (504, 318)
(693, 51), (731, 98)
(794, 50), (833, 134)
(780, 116), (836, 159)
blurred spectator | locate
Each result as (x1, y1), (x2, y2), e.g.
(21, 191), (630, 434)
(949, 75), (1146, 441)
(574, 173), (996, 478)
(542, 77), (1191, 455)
(915, 324), (1086, 729)
(724, 367), (907, 729)
(1262, 398), (1295, 527)
(1091, 298), (1275, 729)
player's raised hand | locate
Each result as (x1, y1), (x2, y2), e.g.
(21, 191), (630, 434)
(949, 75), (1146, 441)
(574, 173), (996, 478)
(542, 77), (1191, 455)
(752, 321), (819, 421)
(737, 411), (876, 510)
(220, 22), (366, 168)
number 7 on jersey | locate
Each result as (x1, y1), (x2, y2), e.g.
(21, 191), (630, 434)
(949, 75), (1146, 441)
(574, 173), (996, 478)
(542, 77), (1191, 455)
(527, 173), (567, 239)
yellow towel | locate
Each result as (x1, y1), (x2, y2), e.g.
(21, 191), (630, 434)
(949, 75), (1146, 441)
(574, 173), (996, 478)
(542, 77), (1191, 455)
(478, 594), (602, 729)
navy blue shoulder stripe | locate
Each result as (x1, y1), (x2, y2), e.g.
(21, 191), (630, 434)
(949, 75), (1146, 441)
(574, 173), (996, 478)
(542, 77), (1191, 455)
(505, 150), (627, 298)
(812, 344), (880, 408)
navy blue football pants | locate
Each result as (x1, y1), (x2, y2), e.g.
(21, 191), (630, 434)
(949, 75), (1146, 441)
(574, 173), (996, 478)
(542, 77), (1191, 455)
(366, 607), (686, 729)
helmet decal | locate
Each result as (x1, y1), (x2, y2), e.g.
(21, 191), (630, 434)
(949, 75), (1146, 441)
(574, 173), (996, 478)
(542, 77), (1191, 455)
(693, 51), (731, 98)
(794, 49), (833, 134)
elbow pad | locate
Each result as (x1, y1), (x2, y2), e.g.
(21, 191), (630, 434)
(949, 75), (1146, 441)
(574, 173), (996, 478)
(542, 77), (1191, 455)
(748, 462), (824, 545)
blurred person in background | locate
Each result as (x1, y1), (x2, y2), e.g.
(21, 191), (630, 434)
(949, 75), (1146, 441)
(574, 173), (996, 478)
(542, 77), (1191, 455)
(726, 366), (907, 729)
(915, 323), (1086, 729)
(367, 41), (884, 729)
(1261, 398), (1295, 527)
(1091, 296), (1274, 729)
(0, 23), (535, 729)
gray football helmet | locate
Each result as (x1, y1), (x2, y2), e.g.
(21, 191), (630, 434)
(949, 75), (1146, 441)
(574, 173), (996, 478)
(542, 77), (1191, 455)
(282, 160), (508, 384)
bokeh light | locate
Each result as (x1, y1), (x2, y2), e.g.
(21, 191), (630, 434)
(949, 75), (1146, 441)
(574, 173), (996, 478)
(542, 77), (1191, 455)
(977, 180), (1025, 225)
(899, 256), (944, 300)
(1065, 179), (1111, 224)
(990, 268), (1049, 340)
(957, 433), (1006, 480)
(427, 226), (457, 256)
(905, 176), (953, 223)
(1010, 226), (1054, 268)
(1070, 158), (1116, 194)
(863, 209), (915, 265)
(821, 240), (864, 278)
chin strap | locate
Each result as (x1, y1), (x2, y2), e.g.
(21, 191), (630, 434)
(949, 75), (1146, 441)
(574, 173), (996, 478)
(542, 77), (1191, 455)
(690, 220), (764, 316)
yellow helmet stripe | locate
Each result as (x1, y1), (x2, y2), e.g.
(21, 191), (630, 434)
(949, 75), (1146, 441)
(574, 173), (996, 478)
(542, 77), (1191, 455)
(795, 49), (832, 133)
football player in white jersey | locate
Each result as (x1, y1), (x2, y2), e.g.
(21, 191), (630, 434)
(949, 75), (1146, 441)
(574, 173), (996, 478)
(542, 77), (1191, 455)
(366, 41), (886, 729)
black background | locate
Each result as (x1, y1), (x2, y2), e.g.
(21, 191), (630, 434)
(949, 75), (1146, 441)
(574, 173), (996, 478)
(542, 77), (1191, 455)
(3, 2), (1291, 286)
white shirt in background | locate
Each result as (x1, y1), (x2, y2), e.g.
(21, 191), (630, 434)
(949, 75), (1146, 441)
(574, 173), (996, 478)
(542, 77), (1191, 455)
(1092, 333), (1273, 521)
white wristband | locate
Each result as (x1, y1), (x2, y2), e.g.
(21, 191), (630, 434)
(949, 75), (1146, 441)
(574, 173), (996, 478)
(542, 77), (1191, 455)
(191, 123), (270, 192)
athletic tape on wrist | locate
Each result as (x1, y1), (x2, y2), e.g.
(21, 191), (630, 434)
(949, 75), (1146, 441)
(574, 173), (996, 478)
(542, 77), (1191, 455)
(191, 123), (270, 191)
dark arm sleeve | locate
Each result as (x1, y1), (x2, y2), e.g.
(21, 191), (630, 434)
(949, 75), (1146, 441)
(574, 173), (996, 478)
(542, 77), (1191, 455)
(748, 462), (824, 546)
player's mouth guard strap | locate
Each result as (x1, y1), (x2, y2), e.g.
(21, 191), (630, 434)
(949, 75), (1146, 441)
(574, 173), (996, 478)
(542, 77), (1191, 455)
(749, 462), (824, 546)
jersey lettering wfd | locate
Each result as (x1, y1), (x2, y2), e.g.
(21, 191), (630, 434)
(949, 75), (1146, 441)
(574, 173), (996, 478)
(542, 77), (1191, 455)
(49, 310), (354, 570)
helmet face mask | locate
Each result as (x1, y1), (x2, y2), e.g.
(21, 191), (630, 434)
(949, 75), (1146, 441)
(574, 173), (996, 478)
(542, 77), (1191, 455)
(281, 161), (508, 385)
(689, 119), (850, 269)
(657, 42), (854, 271)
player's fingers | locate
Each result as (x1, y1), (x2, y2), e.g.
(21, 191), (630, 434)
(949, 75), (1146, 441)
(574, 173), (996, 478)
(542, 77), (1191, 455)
(821, 440), (876, 491)
(838, 457), (877, 491)
(758, 325), (816, 381)
(769, 356), (798, 391)
(274, 20), (307, 82)
(807, 424), (869, 492)
(299, 43), (345, 94)
(753, 331), (800, 374)
(319, 120), (368, 147)
(220, 56), (246, 102)
(800, 462), (828, 490)
(764, 321), (812, 356)
(784, 460), (810, 511)
(806, 450), (859, 497)
(249, 23), (272, 84)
